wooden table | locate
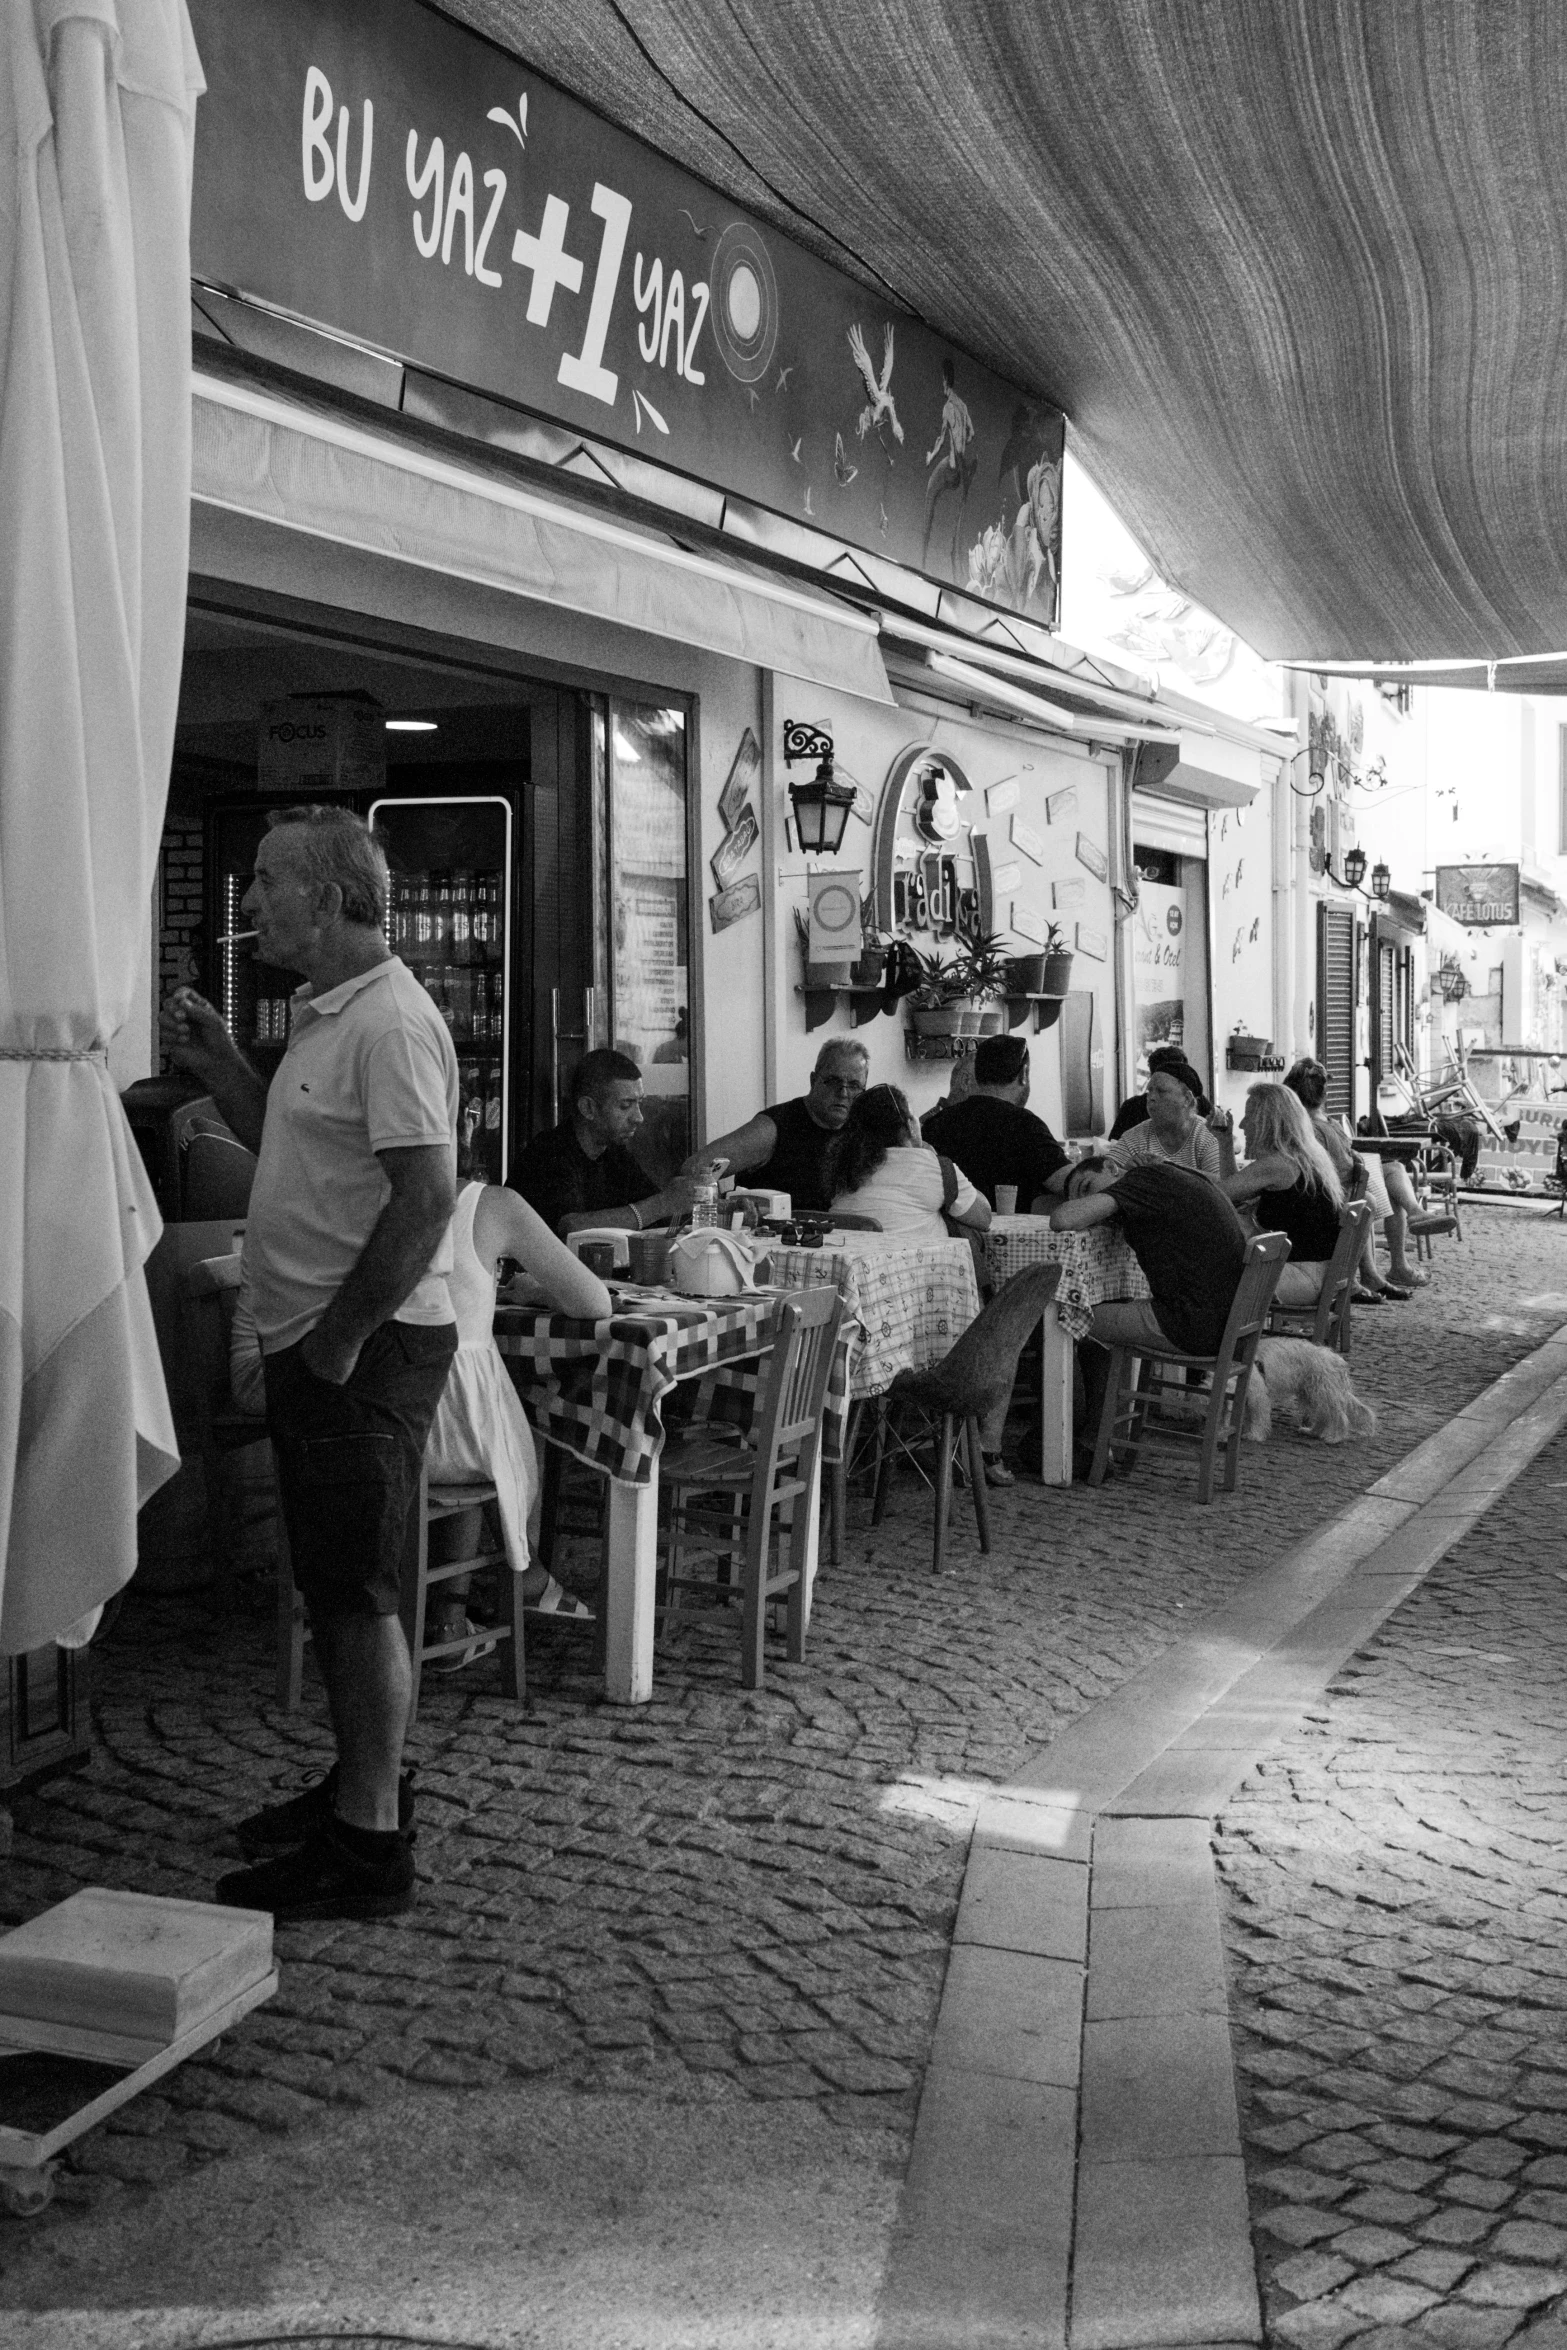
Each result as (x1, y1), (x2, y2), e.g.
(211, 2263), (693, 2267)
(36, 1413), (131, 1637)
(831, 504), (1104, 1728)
(982, 1217), (1153, 1483)
(494, 1289), (806, 1705)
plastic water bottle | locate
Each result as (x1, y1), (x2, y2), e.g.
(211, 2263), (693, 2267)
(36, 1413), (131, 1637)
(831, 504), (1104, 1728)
(690, 1176), (721, 1230)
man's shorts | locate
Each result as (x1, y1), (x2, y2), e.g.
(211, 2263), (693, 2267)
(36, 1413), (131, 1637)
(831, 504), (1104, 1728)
(265, 1322), (457, 1619)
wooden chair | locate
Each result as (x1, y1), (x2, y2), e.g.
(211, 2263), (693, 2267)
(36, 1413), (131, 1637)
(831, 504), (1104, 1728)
(1266, 1201), (1370, 1355)
(659, 1286), (844, 1688)
(275, 1465), (525, 1722)
(1090, 1233), (1290, 1504)
(869, 1264), (1062, 1573)
(184, 1251), (270, 1605)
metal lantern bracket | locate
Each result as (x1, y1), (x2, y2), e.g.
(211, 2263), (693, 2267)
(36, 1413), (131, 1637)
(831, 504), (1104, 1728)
(782, 720), (834, 770)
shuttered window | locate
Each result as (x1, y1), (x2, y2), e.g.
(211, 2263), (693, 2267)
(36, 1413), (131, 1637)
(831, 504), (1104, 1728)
(1317, 903), (1356, 1116)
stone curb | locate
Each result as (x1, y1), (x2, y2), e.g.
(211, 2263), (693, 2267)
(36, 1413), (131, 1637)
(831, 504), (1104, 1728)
(874, 1325), (1567, 2350)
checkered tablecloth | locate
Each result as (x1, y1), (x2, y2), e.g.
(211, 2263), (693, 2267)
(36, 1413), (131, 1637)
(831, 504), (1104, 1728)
(768, 1234), (981, 1399)
(494, 1288), (851, 1483)
(982, 1216), (1152, 1343)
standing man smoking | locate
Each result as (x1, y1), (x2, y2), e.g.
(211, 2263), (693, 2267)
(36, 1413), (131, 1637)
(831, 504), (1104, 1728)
(161, 806), (457, 1920)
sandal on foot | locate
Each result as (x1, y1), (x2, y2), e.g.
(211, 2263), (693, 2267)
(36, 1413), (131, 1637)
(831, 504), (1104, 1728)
(524, 1574), (595, 1621)
(428, 1615), (500, 1672)
(1351, 1288), (1386, 1305)
(982, 1453), (1016, 1488)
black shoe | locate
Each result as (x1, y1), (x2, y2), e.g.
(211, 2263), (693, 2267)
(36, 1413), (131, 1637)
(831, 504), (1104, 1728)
(217, 1816), (416, 1920)
(235, 1763), (416, 1858)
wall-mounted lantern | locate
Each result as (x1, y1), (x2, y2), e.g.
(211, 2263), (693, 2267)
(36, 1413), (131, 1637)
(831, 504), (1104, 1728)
(782, 720), (855, 856)
(1370, 860), (1392, 901)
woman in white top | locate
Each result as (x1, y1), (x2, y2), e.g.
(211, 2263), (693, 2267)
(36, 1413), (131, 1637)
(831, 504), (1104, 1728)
(829, 1083), (990, 1241)
(422, 1181), (612, 1657)
(230, 1185), (612, 1667)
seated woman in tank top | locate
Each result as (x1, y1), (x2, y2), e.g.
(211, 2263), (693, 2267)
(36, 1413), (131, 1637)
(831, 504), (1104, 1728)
(828, 1083), (991, 1243)
(1220, 1081), (1344, 1310)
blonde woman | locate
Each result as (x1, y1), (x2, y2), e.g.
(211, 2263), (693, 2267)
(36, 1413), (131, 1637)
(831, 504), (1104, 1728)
(1221, 1082), (1344, 1309)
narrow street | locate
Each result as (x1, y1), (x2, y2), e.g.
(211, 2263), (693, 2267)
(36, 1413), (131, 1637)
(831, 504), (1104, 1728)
(0, 1208), (1563, 2347)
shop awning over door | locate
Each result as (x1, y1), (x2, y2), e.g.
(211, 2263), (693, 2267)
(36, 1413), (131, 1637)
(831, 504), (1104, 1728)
(438, 0), (1567, 666)
(190, 374), (894, 706)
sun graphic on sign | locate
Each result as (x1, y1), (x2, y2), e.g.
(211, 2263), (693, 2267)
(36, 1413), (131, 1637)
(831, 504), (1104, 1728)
(710, 222), (779, 384)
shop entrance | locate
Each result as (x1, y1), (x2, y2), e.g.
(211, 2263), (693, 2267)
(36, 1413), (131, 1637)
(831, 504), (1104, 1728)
(1128, 835), (1212, 1091)
(163, 595), (694, 1190)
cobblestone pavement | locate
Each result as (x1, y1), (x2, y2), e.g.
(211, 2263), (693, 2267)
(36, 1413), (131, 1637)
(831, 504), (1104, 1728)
(1218, 1328), (1567, 2350)
(0, 1206), (1562, 2326)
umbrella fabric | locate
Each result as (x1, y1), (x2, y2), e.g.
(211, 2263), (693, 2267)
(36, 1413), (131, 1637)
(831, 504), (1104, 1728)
(439, 1), (1567, 664)
(0, 1), (202, 1653)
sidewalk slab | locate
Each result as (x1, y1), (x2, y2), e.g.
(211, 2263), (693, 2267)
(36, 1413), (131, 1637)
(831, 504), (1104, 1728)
(1086, 1902), (1228, 2021)
(1070, 2157), (1260, 2350)
(1091, 1817), (1214, 1907)
(1080, 2015), (1241, 2163)
(928, 1946), (1084, 2088)
(878, 2070), (1076, 2350)
(955, 1848), (1089, 1962)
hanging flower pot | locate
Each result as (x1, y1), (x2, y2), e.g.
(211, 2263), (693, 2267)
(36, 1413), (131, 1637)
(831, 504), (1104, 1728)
(912, 1002), (966, 1037)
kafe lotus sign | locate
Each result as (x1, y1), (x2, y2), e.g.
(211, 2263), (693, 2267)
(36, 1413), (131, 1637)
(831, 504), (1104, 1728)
(1434, 864), (1520, 927)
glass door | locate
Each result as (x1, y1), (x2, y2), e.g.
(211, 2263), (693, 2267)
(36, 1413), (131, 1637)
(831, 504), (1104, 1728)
(604, 701), (691, 1185)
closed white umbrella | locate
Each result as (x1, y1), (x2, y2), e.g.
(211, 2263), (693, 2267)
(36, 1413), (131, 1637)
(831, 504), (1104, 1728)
(0, 1), (202, 1652)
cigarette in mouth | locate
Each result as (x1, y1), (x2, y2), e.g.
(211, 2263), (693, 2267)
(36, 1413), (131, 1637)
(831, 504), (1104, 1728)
(217, 930), (259, 945)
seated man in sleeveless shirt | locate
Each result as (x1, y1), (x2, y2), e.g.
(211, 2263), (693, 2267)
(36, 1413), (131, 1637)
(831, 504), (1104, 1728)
(685, 1037), (869, 1213)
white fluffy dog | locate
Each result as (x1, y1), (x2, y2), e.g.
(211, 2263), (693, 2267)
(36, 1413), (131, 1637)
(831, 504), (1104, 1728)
(1244, 1336), (1376, 1444)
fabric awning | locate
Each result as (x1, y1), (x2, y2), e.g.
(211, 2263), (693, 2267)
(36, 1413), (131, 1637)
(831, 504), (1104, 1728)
(0, 0), (199, 1652)
(190, 373), (894, 706)
(436, 1), (1567, 666)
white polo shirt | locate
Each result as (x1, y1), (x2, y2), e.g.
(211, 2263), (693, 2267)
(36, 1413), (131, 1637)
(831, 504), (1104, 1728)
(247, 957), (458, 1353)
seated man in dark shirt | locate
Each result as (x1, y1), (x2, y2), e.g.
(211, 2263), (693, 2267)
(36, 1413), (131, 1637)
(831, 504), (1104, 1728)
(928, 1033), (1069, 1210)
(685, 1037), (869, 1213)
(513, 1048), (701, 1237)
(1049, 1156), (1248, 1468)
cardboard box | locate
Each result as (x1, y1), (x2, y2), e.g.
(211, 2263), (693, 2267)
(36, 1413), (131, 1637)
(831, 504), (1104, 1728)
(258, 693), (385, 796)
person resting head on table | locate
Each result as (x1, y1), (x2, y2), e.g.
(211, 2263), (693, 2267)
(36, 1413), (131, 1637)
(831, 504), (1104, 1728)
(512, 1047), (703, 1237)
(1106, 1062), (1234, 1182)
(685, 1036), (869, 1213)
(920, 1032), (1070, 1210)
(1284, 1058), (1420, 1299)
(828, 1082), (992, 1242)
(1049, 1154), (1249, 1475)
(233, 1184), (613, 1656)
(1219, 1081), (1343, 1311)
(1109, 1046), (1212, 1139)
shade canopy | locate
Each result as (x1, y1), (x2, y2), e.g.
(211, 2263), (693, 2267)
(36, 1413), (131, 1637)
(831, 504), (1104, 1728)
(438, 0), (1567, 666)
(0, 0), (201, 1651)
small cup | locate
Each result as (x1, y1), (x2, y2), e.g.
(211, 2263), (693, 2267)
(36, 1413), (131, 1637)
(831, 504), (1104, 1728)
(994, 1185), (1019, 1215)
(578, 1240), (619, 1278)
(627, 1230), (670, 1285)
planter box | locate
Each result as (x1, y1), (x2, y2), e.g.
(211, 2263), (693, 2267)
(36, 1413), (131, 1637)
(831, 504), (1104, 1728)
(911, 1003), (966, 1037)
(976, 1008), (1005, 1035)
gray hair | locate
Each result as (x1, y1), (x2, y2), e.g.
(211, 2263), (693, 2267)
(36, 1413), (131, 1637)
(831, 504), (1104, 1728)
(813, 1037), (870, 1077)
(266, 804), (388, 929)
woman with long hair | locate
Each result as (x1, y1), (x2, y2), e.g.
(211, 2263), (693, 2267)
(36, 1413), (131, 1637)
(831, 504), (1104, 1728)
(1222, 1080), (1345, 1309)
(1284, 1058), (1421, 1299)
(829, 1083), (991, 1243)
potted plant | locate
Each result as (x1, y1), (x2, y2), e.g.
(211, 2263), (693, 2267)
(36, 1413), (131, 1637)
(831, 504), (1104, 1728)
(907, 947), (971, 1036)
(954, 930), (1010, 1034)
(1041, 922), (1075, 996)
(852, 894), (888, 989)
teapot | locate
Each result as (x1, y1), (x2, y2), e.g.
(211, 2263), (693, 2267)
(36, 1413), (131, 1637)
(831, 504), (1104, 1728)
(667, 1227), (765, 1298)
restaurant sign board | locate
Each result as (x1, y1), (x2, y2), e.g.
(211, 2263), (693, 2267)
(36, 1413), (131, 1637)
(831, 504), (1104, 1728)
(186, 0), (1066, 624)
(1434, 864), (1520, 927)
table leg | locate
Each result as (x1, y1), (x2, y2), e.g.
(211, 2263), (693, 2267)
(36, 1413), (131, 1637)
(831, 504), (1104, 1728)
(1040, 1301), (1074, 1486)
(603, 1472), (659, 1704)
